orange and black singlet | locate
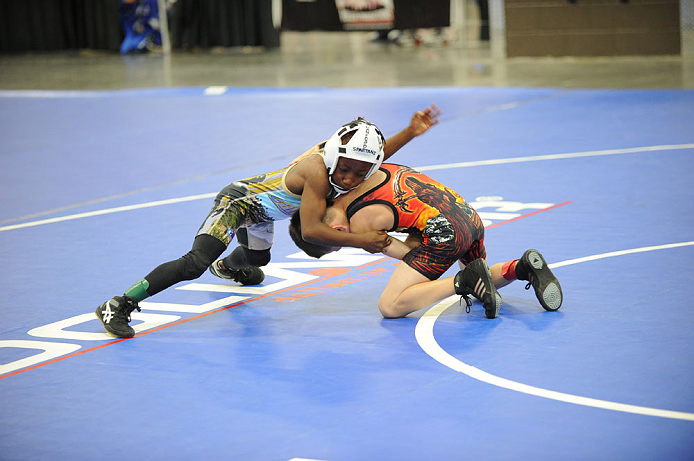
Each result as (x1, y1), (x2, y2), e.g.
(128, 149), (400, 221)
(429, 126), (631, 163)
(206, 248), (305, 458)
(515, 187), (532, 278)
(346, 164), (486, 280)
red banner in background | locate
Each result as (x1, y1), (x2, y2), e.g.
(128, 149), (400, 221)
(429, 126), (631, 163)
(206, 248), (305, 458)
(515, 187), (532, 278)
(335, 0), (394, 30)
(281, 0), (448, 32)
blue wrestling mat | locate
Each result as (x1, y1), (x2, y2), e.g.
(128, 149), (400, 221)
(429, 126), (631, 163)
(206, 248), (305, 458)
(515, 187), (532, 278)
(1, 86), (693, 460)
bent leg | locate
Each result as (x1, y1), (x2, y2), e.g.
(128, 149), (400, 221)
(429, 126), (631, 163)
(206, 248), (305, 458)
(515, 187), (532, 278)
(215, 225), (270, 285)
(223, 245), (271, 269)
(378, 262), (456, 318)
(222, 224), (273, 269)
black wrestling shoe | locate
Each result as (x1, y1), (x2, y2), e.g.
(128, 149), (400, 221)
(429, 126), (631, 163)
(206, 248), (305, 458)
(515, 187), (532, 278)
(209, 259), (265, 285)
(95, 295), (141, 338)
(454, 258), (502, 319)
(515, 249), (563, 311)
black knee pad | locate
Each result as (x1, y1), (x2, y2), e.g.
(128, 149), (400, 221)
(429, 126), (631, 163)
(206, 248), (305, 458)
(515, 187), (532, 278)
(235, 228), (271, 267)
(179, 247), (217, 280)
(244, 247), (271, 267)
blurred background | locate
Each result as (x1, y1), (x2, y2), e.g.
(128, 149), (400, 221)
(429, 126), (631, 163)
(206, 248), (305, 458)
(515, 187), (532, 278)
(0, 0), (692, 90)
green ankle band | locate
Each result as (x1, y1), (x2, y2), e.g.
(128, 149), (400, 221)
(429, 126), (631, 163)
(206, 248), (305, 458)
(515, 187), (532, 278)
(124, 279), (150, 302)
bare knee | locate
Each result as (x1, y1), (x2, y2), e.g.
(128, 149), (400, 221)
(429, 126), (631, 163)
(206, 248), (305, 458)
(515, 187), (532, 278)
(378, 298), (406, 319)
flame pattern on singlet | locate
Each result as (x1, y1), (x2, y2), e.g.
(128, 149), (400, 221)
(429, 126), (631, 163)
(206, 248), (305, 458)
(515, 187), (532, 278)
(346, 164), (486, 280)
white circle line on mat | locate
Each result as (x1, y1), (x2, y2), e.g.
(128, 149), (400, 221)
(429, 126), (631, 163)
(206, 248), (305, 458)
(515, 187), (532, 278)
(414, 241), (694, 421)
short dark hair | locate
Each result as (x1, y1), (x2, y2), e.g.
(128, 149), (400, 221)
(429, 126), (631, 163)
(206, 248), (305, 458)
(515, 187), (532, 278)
(289, 209), (335, 259)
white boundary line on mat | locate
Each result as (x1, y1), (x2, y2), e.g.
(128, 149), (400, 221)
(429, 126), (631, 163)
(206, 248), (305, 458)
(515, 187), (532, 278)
(1, 143), (692, 233)
(415, 143), (694, 171)
(0, 193), (216, 232)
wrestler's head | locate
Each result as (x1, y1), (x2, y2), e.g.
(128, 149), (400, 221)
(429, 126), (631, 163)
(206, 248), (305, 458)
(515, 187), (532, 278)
(323, 119), (385, 195)
(289, 205), (349, 258)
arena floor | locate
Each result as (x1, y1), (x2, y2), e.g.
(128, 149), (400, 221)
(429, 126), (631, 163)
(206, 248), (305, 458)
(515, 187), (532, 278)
(1, 31), (693, 461)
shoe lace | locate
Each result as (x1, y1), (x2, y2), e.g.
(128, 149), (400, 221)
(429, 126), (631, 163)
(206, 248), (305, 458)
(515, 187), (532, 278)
(123, 296), (141, 322)
(459, 295), (472, 314)
(524, 274), (534, 291)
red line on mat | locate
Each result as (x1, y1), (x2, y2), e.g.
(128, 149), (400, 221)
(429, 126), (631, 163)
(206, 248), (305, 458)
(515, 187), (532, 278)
(1, 269), (350, 380)
(486, 201), (572, 229)
(1, 201), (572, 379)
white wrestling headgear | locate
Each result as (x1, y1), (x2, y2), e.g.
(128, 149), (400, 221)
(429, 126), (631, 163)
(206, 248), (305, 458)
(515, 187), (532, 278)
(323, 119), (386, 195)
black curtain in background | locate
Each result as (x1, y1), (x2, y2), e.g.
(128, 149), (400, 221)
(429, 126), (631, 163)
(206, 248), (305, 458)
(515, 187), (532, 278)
(392, 0), (450, 30)
(0, 0), (279, 53)
(0, 0), (121, 52)
(280, 0), (342, 32)
(170, 0), (279, 49)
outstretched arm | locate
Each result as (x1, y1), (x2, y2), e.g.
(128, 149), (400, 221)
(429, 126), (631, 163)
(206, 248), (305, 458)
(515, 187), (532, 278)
(383, 103), (442, 160)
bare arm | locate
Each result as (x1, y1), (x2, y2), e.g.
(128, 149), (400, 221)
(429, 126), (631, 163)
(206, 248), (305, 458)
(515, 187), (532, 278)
(382, 233), (422, 259)
(299, 162), (391, 253)
(381, 237), (411, 259)
(383, 103), (442, 160)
